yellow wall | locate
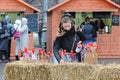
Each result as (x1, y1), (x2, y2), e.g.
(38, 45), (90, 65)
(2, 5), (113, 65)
(0, 12), (24, 23)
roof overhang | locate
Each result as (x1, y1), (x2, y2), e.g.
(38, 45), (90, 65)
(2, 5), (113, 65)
(48, 0), (120, 12)
(17, 0), (40, 12)
(48, 0), (70, 12)
(62, 9), (119, 12)
(106, 0), (120, 9)
(0, 8), (26, 12)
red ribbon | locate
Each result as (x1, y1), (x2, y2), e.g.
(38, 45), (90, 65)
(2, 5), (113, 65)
(86, 43), (93, 48)
(63, 50), (66, 55)
(59, 50), (63, 58)
(38, 48), (42, 55)
(70, 50), (74, 59)
(24, 47), (28, 53)
(32, 48), (35, 54)
(47, 51), (51, 57)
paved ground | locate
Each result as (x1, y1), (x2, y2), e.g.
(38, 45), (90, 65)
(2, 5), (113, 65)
(0, 63), (6, 80)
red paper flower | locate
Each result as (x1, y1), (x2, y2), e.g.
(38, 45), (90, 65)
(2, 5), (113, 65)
(24, 47), (28, 53)
(47, 51), (51, 57)
(70, 50), (74, 59)
(86, 43), (93, 49)
(32, 48), (35, 54)
(59, 50), (63, 58)
(63, 50), (66, 55)
(38, 48), (42, 54)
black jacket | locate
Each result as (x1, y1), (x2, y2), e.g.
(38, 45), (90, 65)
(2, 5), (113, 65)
(82, 23), (95, 40)
(53, 27), (85, 62)
(90, 21), (97, 37)
(0, 20), (9, 52)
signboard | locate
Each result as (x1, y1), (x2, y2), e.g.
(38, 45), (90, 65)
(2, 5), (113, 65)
(93, 12), (111, 19)
(112, 15), (119, 26)
(25, 14), (38, 32)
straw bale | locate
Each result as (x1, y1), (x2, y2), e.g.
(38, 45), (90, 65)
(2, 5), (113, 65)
(4, 61), (54, 80)
(4, 61), (96, 80)
(5, 60), (120, 80)
(50, 63), (96, 80)
(89, 64), (120, 80)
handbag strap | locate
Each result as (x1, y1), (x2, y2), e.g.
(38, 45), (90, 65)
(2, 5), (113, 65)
(71, 33), (76, 51)
(14, 25), (19, 34)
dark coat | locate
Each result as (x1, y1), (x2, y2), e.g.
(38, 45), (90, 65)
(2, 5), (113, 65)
(0, 20), (9, 52)
(4, 16), (15, 40)
(82, 23), (95, 40)
(90, 21), (97, 37)
(53, 27), (85, 62)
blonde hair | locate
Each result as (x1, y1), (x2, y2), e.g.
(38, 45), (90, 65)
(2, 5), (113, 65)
(57, 16), (75, 37)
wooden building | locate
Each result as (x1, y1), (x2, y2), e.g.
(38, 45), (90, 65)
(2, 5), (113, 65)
(0, 0), (40, 59)
(47, 0), (120, 64)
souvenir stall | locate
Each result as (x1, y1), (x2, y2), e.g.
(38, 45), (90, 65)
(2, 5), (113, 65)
(47, 0), (120, 64)
(0, 0), (40, 59)
(4, 0), (120, 80)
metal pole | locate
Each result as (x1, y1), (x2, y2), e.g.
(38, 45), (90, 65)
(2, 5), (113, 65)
(41, 0), (48, 50)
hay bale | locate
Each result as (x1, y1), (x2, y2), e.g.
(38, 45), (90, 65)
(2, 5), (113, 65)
(89, 64), (120, 80)
(4, 61), (54, 80)
(50, 63), (96, 80)
(6, 60), (120, 80)
(4, 61), (96, 80)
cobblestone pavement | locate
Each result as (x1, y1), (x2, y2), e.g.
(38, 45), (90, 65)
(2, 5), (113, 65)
(0, 63), (6, 80)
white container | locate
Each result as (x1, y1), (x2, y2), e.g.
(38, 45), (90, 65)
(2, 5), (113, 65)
(105, 25), (108, 33)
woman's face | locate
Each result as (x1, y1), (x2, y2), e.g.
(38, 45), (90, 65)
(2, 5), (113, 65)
(62, 22), (72, 31)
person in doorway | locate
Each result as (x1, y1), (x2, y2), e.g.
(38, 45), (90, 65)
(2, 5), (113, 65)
(95, 18), (105, 34)
(53, 13), (85, 63)
(16, 13), (22, 20)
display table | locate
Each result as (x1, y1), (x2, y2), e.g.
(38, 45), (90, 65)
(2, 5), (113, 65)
(4, 60), (120, 80)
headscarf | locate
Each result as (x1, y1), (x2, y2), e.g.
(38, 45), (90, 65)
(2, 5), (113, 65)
(22, 18), (28, 25)
(14, 20), (21, 30)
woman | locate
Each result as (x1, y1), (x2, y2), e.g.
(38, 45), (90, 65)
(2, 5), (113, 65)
(18, 18), (29, 55)
(4, 15), (15, 61)
(13, 19), (21, 60)
(53, 13), (85, 63)
(0, 20), (9, 63)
